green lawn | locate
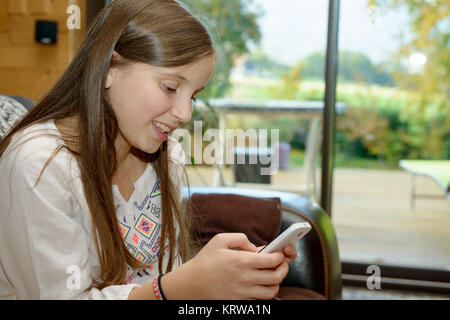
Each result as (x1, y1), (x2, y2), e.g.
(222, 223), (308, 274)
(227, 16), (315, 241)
(289, 148), (398, 170)
(226, 77), (447, 169)
(228, 77), (444, 119)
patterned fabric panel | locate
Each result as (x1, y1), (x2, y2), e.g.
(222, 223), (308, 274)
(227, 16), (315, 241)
(114, 165), (177, 285)
(0, 95), (28, 138)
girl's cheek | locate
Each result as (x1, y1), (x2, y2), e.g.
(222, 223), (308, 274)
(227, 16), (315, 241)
(150, 94), (172, 114)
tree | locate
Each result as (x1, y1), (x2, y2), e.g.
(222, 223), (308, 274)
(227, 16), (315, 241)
(179, 0), (263, 98)
(300, 51), (394, 86)
(300, 52), (326, 81)
(176, 0), (263, 134)
(243, 50), (290, 78)
(369, 0), (450, 159)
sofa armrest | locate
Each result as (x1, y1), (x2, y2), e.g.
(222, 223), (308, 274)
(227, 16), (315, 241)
(278, 197), (342, 300)
(7, 95), (35, 110)
(182, 186), (342, 300)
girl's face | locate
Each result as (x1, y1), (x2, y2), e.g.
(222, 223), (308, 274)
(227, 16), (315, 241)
(105, 54), (215, 155)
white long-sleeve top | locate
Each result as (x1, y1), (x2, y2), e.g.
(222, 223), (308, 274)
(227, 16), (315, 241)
(0, 120), (185, 300)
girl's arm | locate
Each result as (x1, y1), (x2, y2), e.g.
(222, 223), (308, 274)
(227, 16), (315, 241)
(0, 133), (139, 300)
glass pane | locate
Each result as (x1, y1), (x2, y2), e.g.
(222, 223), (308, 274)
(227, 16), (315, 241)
(333, 0), (450, 270)
(181, 0), (329, 205)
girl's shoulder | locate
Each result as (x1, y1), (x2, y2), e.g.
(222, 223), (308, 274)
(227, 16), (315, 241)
(1, 120), (73, 175)
(5, 120), (63, 158)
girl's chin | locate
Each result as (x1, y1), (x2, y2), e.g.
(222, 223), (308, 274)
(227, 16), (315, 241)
(138, 141), (162, 155)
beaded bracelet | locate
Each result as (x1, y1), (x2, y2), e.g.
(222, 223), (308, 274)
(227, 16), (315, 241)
(153, 274), (166, 300)
(157, 274), (167, 300)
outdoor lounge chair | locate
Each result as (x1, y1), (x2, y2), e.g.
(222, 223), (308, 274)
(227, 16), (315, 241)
(399, 159), (450, 210)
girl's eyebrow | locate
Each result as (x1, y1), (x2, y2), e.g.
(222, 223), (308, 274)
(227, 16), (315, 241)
(159, 72), (187, 82)
(159, 71), (206, 92)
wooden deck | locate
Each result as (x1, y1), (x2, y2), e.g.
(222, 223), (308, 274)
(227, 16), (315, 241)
(184, 165), (450, 270)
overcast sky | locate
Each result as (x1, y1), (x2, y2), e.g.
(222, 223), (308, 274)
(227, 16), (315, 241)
(252, 0), (410, 66)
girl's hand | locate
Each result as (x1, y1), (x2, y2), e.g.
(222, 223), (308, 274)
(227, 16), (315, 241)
(162, 233), (289, 300)
(256, 244), (298, 263)
(283, 245), (298, 263)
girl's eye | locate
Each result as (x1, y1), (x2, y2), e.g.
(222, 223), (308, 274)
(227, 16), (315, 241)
(163, 84), (177, 93)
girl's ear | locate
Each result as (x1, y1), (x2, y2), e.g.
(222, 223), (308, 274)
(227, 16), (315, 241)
(105, 51), (120, 89)
(105, 66), (115, 89)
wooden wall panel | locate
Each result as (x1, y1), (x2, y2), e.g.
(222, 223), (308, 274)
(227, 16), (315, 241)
(0, 68), (66, 99)
(7, 0), (28, 15)
(0, 0), (86, 102)
(30, 0), (51, 15)
(0, 33), (9, 46)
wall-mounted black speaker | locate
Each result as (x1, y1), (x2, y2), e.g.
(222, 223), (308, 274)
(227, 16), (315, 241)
(35, 20), (58, 44)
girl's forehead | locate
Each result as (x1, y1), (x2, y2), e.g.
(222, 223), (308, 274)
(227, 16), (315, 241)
(158, 55), (215, 74)
(117, 55), (214, 89)
(137, 55), (215, 80)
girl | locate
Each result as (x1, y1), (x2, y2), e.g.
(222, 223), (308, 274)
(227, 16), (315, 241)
(0, 0), (296, 300)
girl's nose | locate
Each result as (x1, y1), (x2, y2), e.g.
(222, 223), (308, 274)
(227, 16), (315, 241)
(171, 98), (193, 124)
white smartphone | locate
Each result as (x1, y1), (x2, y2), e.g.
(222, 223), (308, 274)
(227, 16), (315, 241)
(259, 222), (311, 254)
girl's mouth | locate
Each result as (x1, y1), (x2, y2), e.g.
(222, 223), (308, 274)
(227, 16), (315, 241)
(152, 120), (171, 133)
(152, 120), (171, 141)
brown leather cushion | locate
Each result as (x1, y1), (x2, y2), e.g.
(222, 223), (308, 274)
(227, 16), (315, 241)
(278, 287), (326, 300)
(189, 193), (281, 247)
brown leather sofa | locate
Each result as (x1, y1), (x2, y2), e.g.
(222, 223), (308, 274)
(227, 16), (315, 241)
(182, 186), (342, 300)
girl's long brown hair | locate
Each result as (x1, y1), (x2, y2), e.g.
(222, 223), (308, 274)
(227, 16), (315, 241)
(0, 0), (214, 289)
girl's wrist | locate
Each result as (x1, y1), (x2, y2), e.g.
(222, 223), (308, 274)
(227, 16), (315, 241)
(129, 259), (198, 300)
(128, 273), (168, 300)
(153, 274), (167, 300)
(160, 259), (197, 300)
